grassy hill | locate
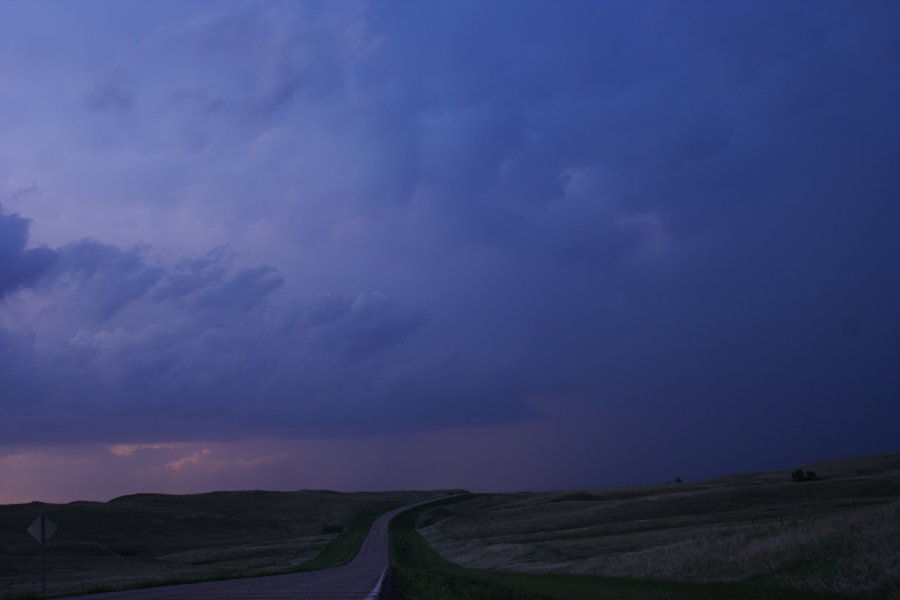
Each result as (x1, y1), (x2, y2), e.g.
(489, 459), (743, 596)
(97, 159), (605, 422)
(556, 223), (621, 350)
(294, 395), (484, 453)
(0, 489), (430, 599)
(409, 453), (900, 598)
(4, 453), (898, 599)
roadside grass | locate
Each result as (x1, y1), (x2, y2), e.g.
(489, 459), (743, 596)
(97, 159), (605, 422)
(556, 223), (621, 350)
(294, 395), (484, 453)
(0, 490), (429, 599)
(390, 498), (841, 600)
(300, 509), (383, 571)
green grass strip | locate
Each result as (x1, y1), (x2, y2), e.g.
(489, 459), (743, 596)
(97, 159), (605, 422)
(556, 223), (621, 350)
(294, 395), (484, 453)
(301, 509), (385, 570)
(389, 496), (846, 600)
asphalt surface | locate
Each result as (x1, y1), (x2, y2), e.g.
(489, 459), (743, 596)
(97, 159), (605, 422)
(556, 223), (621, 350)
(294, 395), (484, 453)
(56, 500), (430, 600)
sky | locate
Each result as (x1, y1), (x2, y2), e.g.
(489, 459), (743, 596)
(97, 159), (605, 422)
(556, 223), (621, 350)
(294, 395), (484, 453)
(1, 0), (899, 503)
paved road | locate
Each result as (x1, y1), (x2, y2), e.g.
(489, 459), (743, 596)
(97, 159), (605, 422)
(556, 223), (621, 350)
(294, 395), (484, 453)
(57, 500), (433, 600)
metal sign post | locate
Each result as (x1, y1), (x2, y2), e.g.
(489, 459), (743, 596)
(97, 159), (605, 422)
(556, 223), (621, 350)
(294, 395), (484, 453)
(27, 512), (57, 598)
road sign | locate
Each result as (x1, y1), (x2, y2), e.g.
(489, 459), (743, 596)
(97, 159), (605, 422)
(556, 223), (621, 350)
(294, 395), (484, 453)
(28, 514), (57, 543)
(28, 513), (56, 598)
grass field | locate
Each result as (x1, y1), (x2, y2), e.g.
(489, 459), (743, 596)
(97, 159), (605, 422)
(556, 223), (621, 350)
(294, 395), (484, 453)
(412, 453), (900, 599)
(390, 497), (844, 600)
(0, 489), (430, 599)
(3, 453), (897, 599)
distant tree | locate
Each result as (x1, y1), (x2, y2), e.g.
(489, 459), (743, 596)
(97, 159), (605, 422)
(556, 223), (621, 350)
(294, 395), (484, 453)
(674, 477), (683, 484)
(791, 468), (819, 482)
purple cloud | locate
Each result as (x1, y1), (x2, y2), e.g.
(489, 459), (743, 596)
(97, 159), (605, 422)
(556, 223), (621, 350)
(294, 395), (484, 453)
(0, 1), (898, 495)
(0, 206), (57, 298)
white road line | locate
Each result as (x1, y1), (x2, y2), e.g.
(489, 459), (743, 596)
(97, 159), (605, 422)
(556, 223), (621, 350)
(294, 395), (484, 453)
(364, 568), (387, 600)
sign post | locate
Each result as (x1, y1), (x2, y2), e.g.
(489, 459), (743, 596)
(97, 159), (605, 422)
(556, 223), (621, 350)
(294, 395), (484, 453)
(27, 512), (57, 598)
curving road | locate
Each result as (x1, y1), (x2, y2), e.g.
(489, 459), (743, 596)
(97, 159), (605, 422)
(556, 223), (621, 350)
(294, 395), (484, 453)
(56, 500), (432, 600)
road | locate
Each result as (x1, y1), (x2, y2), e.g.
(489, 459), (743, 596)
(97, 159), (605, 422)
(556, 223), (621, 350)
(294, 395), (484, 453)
(56, 500), (431, 600)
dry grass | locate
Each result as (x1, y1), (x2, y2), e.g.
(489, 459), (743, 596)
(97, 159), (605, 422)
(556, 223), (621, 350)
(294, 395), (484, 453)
(0, 489), (430, 599)
(422, 453), (900, 598)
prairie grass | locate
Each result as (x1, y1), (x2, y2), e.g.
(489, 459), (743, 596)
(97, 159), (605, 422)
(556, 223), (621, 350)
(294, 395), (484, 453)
(391, 497), (839, 600)
(0, 489), (429, 599)
(421, 453), (900, 598)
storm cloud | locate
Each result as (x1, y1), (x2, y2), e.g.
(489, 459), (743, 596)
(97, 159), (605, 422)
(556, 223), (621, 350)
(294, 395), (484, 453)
(1, 1), (899, 493)
(0, 205), (436, 443)
(0, 206), (57, 297)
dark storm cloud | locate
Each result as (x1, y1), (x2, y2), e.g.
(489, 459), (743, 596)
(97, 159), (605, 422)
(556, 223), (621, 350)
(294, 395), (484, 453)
(0, 205), (57, 298)
(0, 205), (434, 443)
(55, 240), (164, 319)
(308, 292), (423, 361)
(44, 241), (285, 322)
(1, 1), (898, 478)
(344, 0), (900, 466)
(155, 254), (284, 313)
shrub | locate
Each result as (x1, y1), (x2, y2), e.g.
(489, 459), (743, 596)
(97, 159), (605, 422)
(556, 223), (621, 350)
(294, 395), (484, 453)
(791, 469), (819, 482)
